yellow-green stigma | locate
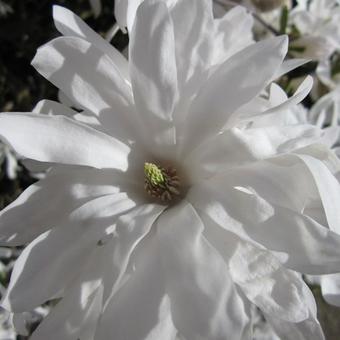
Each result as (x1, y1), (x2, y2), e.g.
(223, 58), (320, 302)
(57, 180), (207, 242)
(144, 162), (180, 202)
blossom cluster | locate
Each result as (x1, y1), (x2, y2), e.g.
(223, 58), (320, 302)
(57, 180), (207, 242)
(1, 0), (340, 339)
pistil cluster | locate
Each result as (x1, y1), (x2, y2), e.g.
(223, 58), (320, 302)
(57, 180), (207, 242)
(144, 162), (181, 203)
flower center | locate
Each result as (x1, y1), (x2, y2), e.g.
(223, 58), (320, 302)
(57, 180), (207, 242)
(144, 162), (180, 202)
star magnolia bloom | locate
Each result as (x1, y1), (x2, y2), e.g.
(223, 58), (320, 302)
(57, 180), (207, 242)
(1, 1), (340, 339)
(290, 0), (340, 60)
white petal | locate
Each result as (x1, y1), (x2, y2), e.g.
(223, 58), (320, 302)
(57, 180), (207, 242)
(295, 153), (340, 235)
(56, 202), (165, 314)
(273, 58), (310, 80)
(0, 113), (130, 170)
(32, 99), (132, 141)
(212, 6), (254, 66)
(269, 83), (288, 106)
(2, 194), (135, 312)
(31, 282), (103, 340)
(130, 0), (178, 121)
(189, 179), (340, 274)
(181, 36), (288, 153)
(260, 76), (313, 116)
(95, 234), (177, 340)
(156, 201), (248, 340)
(33, 99), (78, 117)
(319, 274), (340, 307)
(58, 89), (81, 109)
(171, 0), (246, 130)
(0, 166), (134, 246)
(265, 305), (324, 340)
(229, 242), (312, 323)
(114, 0), (142, 32)
(218, 156), (319, 212)
(310, 91), (338, 127)
(170, 0), (213, 91)
(102, 203), (165, 301)
(184, 124), (321, 181)
(129, 0), (178, 154)
(31, 36), (140, 144)
(53, 6), (129, 81)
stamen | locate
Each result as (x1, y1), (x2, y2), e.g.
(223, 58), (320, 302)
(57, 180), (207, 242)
(144, 162), (181, 203)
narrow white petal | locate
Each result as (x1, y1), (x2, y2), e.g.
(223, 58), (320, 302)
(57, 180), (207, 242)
(181, 36), (288, 154)
(260, 76), (313, 116)
(320, 274), (340, 307)
(170, 0), (213, 90)
(202, 215), (324, 338)
(274, 58), (310, 80)
(31, 36), (140, 143)
(212, 6), (254, 65)
(114, 0), (142, 31)
(0, 113), (130, 170)
(229, 243), (312, 323)
(53, 6), (129, 81)
(130, 0), (177, 122)
(129, 0), (178, 155)
(265, 310), (324, 340)
(102, 203), (166, 302)
(33, 99), (78, 117)
(2, 194), (135, 312)
(156, 201), (248, 340)
(189, 179), (340, 274)
(295, 153), (340, 235)
(95, 234), (177, 340)
(0, 166), (132, 246)
(31, 283), (103, 340)
(184, 124), (321, 181)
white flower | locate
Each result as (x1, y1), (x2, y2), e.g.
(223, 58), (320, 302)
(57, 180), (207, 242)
(0, 1), (340, 339)
(290, 0), (340, 60)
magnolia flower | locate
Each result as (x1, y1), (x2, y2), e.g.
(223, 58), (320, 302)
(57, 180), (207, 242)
(1, 1), (340, 339)
(290, 0), (340, 60)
